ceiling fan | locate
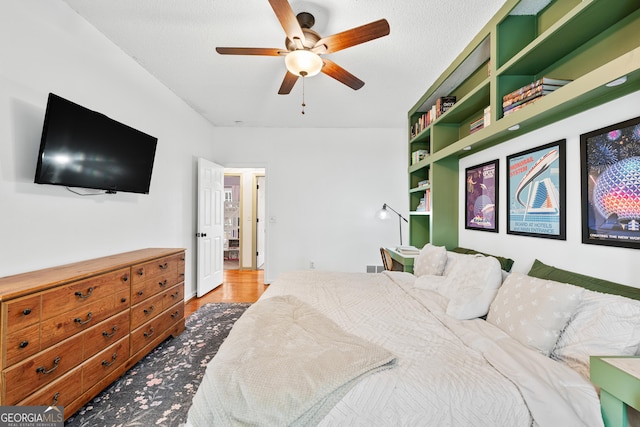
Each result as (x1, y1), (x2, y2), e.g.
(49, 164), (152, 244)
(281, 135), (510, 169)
(216, 0), (390, 95)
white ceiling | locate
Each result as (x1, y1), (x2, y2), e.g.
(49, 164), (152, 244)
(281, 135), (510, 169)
(61, 0), (507, 129)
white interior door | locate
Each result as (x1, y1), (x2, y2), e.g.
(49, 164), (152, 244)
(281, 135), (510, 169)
(256, 175), (266, 269)
(197, 158), (224, 297)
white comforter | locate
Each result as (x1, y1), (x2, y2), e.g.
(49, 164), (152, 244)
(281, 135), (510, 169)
(188, 270), (603, 427)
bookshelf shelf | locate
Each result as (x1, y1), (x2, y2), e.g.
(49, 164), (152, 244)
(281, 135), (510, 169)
(406, 0), (640, 250)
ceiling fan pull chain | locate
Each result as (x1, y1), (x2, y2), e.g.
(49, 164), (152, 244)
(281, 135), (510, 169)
(301, 71), (307, 115)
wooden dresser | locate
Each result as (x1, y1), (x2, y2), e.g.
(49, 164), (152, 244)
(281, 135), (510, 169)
(0, 248), (185, 419)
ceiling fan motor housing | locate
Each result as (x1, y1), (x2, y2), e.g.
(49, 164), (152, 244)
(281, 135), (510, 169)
(285, 13), (320, 50)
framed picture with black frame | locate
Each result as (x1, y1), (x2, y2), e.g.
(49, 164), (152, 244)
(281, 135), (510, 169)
(580, 115), (640, 249)
(465, 159), (499, 232)
(506, 139), (566, 239)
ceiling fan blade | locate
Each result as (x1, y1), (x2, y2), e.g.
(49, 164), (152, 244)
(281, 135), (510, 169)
(216, 47), (285, 56)
(321, 59), (365, 90)
(315, 19), (390, 54)
(268, 0), (305, 44)
(278, 71), (299, 94)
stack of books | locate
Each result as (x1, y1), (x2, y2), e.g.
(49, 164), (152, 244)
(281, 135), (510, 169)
(411, 149), (429, 165)
(417, 179), (430, 189)
(410, 96), (457, 139)
(415, 189), (431, 212)
(503, 77), (571, 117)
(470, 106), (491, 134)
(396, 245), (420, 255)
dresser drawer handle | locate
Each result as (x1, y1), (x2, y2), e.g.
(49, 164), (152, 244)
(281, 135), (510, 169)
(158, 280), (168, 287)
(52, 392), (60, 406)
(101, 353), (118, 367)
(74, 287), (94, 299)
(19, 340), (29, 349)
(74, 312), (93, 325)
(144, 305), (155, 315)
(159, 262), (169, 270)
(143, 327), (155, 338)
(122, 274), (129, 283)
(137, 268), (144, 276)
(36, 356), (61, 375)
(138, 290), (144, 296)
(171, 310), (180, 319)
(170, 291), (179, 299)
(102, 325), (118, 338)
(121, 297), (127, 303)
(22, 308), (32, 316)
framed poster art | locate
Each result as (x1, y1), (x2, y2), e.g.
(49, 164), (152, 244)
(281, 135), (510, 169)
(465, 159), (499, 232)
(506, 139), (566, 239)
(580, 115), (640, 249)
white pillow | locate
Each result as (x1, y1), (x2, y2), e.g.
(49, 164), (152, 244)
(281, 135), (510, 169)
(413, 244), (447, 277)
(552, 290), (640, 378)
(443, 254), (502, 320)
(486, 272), (584, 356)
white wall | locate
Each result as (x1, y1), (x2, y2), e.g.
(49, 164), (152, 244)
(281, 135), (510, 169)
(459, 90), (640, 288)
(1, 1), (408, 295)
(0, 2), (215, 296)
(212, 127), (407, 282)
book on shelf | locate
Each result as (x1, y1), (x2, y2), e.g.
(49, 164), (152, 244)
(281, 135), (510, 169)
(417, 179), (430, 188)
(436, 96), (457, 117)
(415, 188), (431, 212)
(503, 85), (557, 107)
(503, 78), (572, 104)
(483, 105), (491, 127)
(503, 96), (546, 116)
(411, 149), (429, 164)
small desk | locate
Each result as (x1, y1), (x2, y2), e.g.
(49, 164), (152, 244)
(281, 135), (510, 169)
(386, 248), (416, 273)
(590, 356), (640, 427)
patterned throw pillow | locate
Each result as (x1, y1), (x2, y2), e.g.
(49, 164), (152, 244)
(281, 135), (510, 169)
(552, 290), (640, 378)
(413, 244), (447, 277)
(486, 272), (584, 356)
(444, 254), (502, 320)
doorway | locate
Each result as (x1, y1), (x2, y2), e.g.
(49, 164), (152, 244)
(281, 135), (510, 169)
(223, 168), (266, 271)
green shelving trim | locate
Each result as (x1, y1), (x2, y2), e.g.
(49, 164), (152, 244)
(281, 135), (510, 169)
(406, 0), (640, 250)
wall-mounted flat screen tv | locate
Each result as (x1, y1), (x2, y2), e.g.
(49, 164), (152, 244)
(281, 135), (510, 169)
(34, 93), (158, 194)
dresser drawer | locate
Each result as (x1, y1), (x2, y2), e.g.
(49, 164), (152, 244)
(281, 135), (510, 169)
(41, 267), (130, 320)
(130, 302), (183, 355)
(5, 323), (40, 367)
(82, 337), (129, 388)
(130, 293), (164, 330)
(162, 284), (184, 310)
(4, 333), (84, 405)
(18, 366), (83, 408)
(40, 295), (119, 349)
(131, 272), (178, 305)
(3, 294), (41, 334)
(132, 256), (177, 284)
(83, 310), (130, 360)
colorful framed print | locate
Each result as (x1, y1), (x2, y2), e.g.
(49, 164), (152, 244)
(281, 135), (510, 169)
(506, 140), (566, 239)
(465, 159), (499, 232)
(580, 116), (640, 249)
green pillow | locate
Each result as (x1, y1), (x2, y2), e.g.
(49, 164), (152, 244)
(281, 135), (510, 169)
(527, 259), (640, 301)
(452, 247), (514, 272)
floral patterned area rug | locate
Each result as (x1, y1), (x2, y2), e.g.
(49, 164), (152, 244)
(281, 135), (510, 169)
(65, 302), (251, 427)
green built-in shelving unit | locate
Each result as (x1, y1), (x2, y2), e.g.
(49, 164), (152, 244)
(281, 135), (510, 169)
(407, 0), (640, 250)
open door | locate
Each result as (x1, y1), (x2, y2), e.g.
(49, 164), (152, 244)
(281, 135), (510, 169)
(196, 158), (224, 297)
(256, 175), (266, 269)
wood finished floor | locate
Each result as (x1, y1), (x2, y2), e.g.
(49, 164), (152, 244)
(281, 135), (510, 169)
(184, 269), (267, 317)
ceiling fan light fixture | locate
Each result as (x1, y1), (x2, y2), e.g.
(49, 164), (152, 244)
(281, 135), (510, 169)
(285, 50), (323, 77)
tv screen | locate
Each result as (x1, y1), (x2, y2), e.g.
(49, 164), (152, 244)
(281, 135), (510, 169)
(34, 93), (158, 194)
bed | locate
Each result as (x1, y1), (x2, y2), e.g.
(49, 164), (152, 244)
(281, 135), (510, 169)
(186, 246), (640, 427)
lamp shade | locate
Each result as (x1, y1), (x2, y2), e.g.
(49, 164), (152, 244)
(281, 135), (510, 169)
(285, 50), (323, 77)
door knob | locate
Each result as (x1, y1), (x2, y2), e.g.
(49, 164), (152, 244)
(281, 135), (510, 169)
(196, 233), (207, 237)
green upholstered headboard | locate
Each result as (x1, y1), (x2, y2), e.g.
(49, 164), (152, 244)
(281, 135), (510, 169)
(528, 259), (640, 301)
